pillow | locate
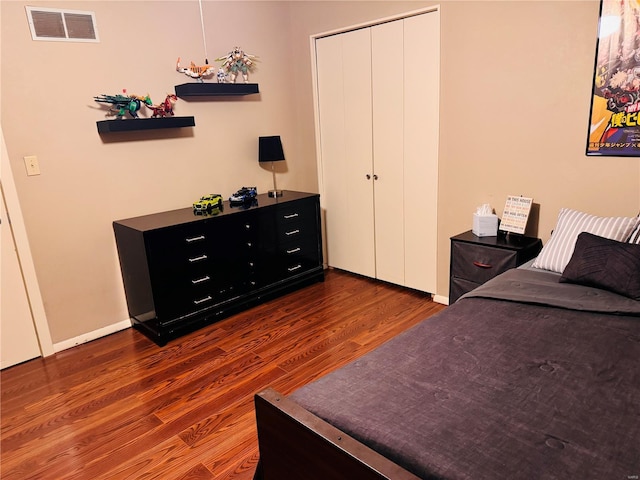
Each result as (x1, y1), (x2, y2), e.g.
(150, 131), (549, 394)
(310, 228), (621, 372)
(559, 232), (640, 300)
(532, 208), (638, 273)
(628, 217), (640, 244)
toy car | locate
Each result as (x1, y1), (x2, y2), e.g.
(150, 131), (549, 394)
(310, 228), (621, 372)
(229, 187), (257, 207)
(193, 194), (223, 214)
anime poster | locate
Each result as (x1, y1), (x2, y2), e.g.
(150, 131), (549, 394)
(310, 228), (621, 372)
(587, 0), (640, 156)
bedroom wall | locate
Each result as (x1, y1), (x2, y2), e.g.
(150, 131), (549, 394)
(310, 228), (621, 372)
(2, 1), (639, 349)
(1, 1), (304, 346)
(287, 0), (640, 299)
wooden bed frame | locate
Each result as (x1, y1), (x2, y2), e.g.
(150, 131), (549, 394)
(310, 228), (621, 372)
(254, 388), (419, 480)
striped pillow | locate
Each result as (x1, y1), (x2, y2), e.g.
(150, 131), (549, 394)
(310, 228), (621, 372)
(628, 217), (640, 244)
(532, 208), (638, 273)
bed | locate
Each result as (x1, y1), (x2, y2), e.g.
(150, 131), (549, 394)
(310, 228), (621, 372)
(253, 209), (640, 480)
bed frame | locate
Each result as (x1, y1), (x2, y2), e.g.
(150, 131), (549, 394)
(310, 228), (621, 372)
(254, 388), (419, 480)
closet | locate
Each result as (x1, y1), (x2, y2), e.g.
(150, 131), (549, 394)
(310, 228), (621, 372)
(314, 9), (440, 293)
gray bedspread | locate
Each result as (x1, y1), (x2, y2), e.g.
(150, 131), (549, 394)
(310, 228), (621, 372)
(290, 268), (640, 480)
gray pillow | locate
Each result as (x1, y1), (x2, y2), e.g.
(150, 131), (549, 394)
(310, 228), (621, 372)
(559, 232), (640, 300)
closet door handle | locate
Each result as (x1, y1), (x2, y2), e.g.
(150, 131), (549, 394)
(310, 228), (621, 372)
(366, 174), (371, 180)
(373, 174), (379, 180)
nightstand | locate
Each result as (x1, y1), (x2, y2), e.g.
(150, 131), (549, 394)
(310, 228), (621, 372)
(449, 231), (542, 304)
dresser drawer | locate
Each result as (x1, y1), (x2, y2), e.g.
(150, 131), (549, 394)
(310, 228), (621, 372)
(449, 277), (480, 304)
(277, 239), (321, 278)
(274, 199), (317, 227)
(451, 242), (517, 284)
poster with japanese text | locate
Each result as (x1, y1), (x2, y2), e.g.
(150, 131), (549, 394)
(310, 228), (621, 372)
(587, 0), (640, 156)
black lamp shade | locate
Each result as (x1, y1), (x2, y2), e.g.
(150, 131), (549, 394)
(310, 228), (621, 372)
(259, 136), (285, 163)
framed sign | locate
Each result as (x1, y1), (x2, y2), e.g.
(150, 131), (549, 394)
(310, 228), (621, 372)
(500, 196), (532, 235)
(586, 0), (640, 156)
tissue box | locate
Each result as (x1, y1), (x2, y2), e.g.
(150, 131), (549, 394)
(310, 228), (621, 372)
(473, 213), (498, 237)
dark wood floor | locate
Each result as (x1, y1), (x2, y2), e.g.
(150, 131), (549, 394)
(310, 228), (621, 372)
(1, 269), (445, 480)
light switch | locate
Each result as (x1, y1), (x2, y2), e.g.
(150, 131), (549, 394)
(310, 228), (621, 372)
(24, 155), (40, 176)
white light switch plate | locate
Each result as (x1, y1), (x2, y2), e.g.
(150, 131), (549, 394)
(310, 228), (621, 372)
(24, 155), (40, 176)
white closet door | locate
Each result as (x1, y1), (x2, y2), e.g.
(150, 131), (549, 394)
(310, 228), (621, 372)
(316, 29), (375, 277)
(403, 12), (439, 293)
(371, 20), (405, 286)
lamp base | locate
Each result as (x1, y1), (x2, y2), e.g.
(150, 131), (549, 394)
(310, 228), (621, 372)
(268, 189), (283, 198)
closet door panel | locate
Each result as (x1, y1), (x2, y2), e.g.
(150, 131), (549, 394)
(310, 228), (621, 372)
(372, 20), (405, 286)
(316, 30), (375, 277)
(403, 11), (440, 293)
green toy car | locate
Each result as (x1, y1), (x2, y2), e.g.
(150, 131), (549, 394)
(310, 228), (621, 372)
(193, 194), (223, 215)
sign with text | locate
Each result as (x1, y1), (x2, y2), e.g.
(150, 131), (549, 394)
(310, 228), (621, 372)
(500, 196), (533, 235)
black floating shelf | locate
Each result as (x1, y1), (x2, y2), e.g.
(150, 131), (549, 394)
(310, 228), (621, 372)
(97, 116), (195, 133)
(175, 83), (259, 97)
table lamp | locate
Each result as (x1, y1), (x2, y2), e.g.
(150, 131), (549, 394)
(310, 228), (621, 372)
(259, 135), (285, 197)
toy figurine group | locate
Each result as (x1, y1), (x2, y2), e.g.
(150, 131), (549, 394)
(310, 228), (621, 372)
(94, 91), (178, 119)
(94, 47), (257, 120)
(177, 46), (257, 84)
(193, 187), (258, 216)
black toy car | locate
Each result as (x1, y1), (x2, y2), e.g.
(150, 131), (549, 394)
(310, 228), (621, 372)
(229, 187), (257, 207)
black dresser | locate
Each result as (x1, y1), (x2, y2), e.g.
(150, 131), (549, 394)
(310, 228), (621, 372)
(449, 230), (542, 304)
(113, 191), (324, 345)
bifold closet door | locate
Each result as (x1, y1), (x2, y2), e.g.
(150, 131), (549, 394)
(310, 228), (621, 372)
(402, 12), (439, 294)
(316, 10), (439, 293)
(371, 20), (405, 286)
(316, 29), (375, 278)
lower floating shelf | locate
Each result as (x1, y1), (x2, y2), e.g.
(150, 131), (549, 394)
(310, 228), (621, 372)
(97, 116), (195, 133)
(175, 83), (259, 97)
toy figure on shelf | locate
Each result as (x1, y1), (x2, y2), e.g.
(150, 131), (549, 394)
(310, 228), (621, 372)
(215, 47), (257, 84)
(217, 68), (227, 83)
(94, 90), (152, 118)
(145, 94), (178, 118)
(176, 57), (216, 82)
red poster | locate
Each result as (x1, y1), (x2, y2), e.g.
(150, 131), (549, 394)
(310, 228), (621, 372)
(587, 0), (640, 156)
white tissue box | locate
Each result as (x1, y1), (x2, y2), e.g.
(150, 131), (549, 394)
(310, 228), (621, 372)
(472, 213), (498, 237)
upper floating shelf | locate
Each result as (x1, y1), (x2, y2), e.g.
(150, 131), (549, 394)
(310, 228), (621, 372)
(96, 116), (195, 133)
(174, 83), (259, 97)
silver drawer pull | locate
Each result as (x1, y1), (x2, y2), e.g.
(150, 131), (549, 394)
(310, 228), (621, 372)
(286, 247), (301, 254)
(287, 264), (302, 272)
(285, 229), (300, 236)
(284, 213), (299, 219)
(193, 295), (212, 305)
(191, 275), (210, 284)
(185, 235), (206, 243)
(188, 254), (208, 262)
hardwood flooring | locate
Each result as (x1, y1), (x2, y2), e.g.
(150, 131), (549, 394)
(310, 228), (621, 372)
(1, 269), (445, 480)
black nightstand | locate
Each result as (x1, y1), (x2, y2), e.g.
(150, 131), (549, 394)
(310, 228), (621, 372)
(449, 231), (542, 304)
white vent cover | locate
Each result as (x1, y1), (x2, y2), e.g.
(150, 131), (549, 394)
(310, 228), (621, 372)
(25, 6), (99, 42)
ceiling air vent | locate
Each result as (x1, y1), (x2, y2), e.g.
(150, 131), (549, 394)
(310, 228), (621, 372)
(25, 6), (99, 42)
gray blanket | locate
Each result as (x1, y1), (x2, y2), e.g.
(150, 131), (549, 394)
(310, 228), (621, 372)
(462, 267), (640, 315)
(291, 268), (640, 480)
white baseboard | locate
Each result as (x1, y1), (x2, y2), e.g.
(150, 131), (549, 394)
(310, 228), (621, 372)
(53, 319), (131, 353)
(433, 294), (449, 306)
